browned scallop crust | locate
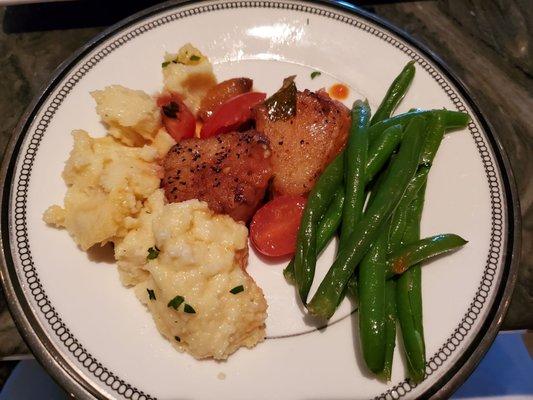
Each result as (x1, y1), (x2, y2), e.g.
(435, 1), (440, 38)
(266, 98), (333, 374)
(254, 89), (351, 196)
(198, 78), (253, 121)
(162, 130), (272, 222)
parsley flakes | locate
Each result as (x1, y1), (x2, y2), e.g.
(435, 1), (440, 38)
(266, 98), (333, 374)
(147, 289), (156, 300)
(230, 285), (244, 294)
(147, 246), (160, 260)
(184, 304), (196, 314)
(310, 71), (321, 79)
(167, 295), (185, 310)
(189, 55), (201, 61)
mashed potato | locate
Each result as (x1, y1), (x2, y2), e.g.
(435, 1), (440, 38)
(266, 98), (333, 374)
(115, 191), (267, 359)
(162, 43), (217, 115)
(43, 129), (175, 250)
(92, 85), (161, 146)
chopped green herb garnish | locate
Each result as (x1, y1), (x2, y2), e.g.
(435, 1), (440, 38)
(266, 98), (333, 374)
(184, 304), (196, 314)
(189, 54), (201, 61)
(174, 336), (181, 342)
(162, 101), (179, 119)
(230, 285), (244, 294)
(147, 289), (156, 300)
(147, 246), (160, 260)
(310, 71), (321, 79)
(167, 295), (185, 310)
(161, 61), (170, 68)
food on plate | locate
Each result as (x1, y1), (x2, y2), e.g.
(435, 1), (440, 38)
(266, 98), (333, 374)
(198, 77), (253, 121)
(285, 62), (470, 382)
(162, 43), (217, 115)
(115, 190), (267, 360)
(162, 130), (273, 223)
(44, 42), (472, 379)
(43, 129), (172, 250)
(370, 61), (415, 125)
(250, 195), (307, 257)
(200, 92), (266, 138)
(290, 153), (344, 301)
(44, 45), (270, 360)
(328, 83), (350, 100)
(255, 88), (351, 196)
(92, 85), (161, 146)
(157, 93), (196, 141)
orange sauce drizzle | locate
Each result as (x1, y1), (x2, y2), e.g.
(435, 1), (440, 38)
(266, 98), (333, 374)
(328, 83), (349, 100)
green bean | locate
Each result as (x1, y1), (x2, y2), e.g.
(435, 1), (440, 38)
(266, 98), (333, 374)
(283, 187), (345, 282)
(366, 124), (403, 181)
(396, 191), (425, 382)
(420, 112), (445, 166)
(339, 100), (371, 249)
(307, 116), (426, 319)
(344, 164), (391, 309)
(391, 113), (440, 380)
(393, 113), (445, 382)
(346, 275), (358, 302)
(376, 166), (425, 380)
(318, 187), (345, 247)
(376, 150), (425, 380)
(398, 265), (424, 382)
(293, 152), (345, 303)
(386, 233), (467, 279)
(371, 61), (415, 125)
(387, 169), (429, 253)
(288, 123), (402, 286)
(358, 226), (388, 373)
(296, 229), (465, 297)
(286, 124), (401, 285)
(368, 109), (469, 143)
(379, 280), (397, 381)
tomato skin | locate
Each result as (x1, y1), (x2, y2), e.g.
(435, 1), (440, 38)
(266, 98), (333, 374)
(250, 195), (307, 258)
(157, 93), (196, 141)
(200, 92), (266, 138)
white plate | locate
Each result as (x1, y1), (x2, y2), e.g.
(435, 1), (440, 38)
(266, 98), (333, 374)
(0, 1), (520, 399)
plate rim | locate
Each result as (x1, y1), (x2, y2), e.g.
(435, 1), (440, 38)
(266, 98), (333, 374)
(0, 0), (521, 399)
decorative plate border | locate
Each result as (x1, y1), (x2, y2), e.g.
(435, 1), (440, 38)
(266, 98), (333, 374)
(0, 1), (518, 400)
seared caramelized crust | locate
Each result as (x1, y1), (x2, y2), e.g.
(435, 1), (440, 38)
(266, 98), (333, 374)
(255, 89), (350, 196)
(162, 131), (273, 222)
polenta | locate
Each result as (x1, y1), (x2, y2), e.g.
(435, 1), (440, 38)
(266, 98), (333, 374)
(117, 191), (267, 359)
(44, 57), (268, 360)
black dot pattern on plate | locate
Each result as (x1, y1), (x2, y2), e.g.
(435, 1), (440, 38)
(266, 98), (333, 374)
(9, 1), (503, 399)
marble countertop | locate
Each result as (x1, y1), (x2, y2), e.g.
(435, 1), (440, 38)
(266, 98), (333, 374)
(0, 0), (531, 359)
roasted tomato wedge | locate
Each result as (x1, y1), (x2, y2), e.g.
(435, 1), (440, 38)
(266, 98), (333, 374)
(198, 77), (253, 121)
(250, 195), (307, 258)
(200, 92), (266, 138)
(157, 93), (196, 141)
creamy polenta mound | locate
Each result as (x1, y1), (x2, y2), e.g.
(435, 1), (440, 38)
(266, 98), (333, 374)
(43, 129), (169, 250)
(116, 190), (267, 359)
(162, 43), (217, 115)
(44, 52), (268, 359)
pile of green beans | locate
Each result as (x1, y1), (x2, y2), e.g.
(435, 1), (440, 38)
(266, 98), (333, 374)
(285, 61), (470, 382)
(307, 115), (427, 319)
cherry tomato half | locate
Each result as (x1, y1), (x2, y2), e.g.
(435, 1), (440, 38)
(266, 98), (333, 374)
(250, 195), (307, 258)
(157, 93), (196, 141)
(200, 92), (266, 138)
